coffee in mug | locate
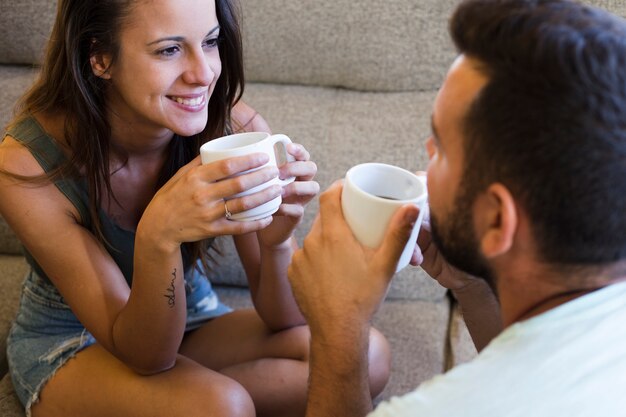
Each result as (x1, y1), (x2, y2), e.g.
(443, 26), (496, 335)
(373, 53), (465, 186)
(341, 162), (428, 272)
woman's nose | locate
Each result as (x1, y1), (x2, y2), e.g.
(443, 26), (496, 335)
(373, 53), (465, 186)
(183, 50), (217, 86)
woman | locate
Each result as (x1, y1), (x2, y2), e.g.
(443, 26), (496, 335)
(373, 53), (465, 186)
(0, 0), (391, 416)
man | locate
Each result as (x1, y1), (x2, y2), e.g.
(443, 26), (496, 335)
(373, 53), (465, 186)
(287, 0), (626, 416)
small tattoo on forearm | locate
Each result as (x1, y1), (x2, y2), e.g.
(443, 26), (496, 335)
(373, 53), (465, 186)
(164, 268), (177, 308)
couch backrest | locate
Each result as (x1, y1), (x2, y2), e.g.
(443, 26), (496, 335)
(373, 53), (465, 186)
(0, 0), (57, 65)
(0, 218), (21, 256)
(239, 0), (460, 92)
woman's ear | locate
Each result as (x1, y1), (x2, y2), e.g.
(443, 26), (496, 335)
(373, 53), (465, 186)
(474, 183), (518, 259)
(90, 52), (112, 80)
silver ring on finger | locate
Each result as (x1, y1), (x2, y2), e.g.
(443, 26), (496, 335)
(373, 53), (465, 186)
(224, 200), (233, 220)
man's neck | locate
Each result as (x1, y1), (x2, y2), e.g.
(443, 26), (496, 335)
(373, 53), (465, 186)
(496, 264), (625, 327)
(505, 288), (595, 324)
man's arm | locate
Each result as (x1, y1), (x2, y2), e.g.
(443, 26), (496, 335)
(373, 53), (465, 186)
(413, 209), (502, 351)
(307, 322), (373, 416)
(288, 181), (420, 417)
(450, 279), (502, 351)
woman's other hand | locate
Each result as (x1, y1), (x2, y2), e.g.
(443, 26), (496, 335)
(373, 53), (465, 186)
(257, 142), (319, 248)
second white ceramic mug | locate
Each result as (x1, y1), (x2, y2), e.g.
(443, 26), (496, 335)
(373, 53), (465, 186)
(341, 162), (428, 272)
(200, 132), (295, 221)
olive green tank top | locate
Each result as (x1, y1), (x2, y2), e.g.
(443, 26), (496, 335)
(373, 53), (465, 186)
(7, 116), (137, 285)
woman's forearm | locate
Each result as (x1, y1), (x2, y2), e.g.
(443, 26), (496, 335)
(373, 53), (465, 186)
(254, 237), (306, 330)
(110, 230), (187, 374)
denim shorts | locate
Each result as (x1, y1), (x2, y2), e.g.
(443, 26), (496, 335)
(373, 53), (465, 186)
(7, 267), (232, 416)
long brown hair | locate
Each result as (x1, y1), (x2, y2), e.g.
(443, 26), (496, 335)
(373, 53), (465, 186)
(8, 0), (245, 272)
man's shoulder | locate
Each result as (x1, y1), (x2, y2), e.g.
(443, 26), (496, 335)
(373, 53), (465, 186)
(369, 282), (626, 417)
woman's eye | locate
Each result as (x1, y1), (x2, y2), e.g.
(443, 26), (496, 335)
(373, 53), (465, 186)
(203, 36), (221, 49)
(158, 46), (180, 57)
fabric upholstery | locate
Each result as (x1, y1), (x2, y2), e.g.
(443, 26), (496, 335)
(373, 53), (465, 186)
(0, 66), (39, 129)
(0, 0), (57, 65)
(446, 299), (478, 370)
(0, 256), (27, 378)
(0, 374), (23, 417)
(0, 218), (21, 257)
(240, 0), (459, 91)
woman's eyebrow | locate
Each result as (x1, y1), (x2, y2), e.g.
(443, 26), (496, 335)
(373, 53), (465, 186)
(147, 25), (221, 46)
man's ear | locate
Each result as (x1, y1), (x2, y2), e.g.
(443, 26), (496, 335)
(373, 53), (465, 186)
(90, 52), (112, 80)
(474, 183), (518, 259)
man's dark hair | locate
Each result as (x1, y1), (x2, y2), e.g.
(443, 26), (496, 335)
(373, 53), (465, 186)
(450, 0), (626, 266)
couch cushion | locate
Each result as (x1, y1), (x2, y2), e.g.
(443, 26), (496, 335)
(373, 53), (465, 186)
(240, 0), (626, 92)
(0, 66), (39, 130)
(240, 0), (459, 92)
(590, 1), (626, 16)
(0, 0), (57, 65)
(446, 299), (477, 370)
(209, 82), (447, 302)
(0, 256), (27, 378)
(373, 297), (450, 398)
(0, 374), (23, 417)
(0, 219), (21, 257)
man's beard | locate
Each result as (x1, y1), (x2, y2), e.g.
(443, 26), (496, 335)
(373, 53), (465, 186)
(429, 190), (497, 292)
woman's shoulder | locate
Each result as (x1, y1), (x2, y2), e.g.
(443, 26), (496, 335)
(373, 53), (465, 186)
(1, 112), (69, 177)
(1, 133), (44, 178)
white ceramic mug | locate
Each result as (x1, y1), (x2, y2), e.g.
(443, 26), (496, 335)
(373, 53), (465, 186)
(200, 132), (295, 221)
(341, 163), (428, 272)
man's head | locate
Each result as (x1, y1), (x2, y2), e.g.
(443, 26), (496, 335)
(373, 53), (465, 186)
(427, 0), (626, 287)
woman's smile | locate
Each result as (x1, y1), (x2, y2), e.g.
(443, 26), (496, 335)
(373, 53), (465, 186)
(167, 92), (207, 112)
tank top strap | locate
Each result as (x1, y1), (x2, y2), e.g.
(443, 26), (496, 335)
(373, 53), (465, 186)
(6, 116), (91, 226)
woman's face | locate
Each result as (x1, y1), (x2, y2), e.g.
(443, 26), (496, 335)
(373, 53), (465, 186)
(99, 0), (222, 139)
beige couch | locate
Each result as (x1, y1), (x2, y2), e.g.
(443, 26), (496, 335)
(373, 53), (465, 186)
(2, 0), (621, 415)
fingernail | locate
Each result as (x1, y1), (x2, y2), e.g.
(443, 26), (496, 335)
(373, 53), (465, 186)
(405, 209), (419, 225)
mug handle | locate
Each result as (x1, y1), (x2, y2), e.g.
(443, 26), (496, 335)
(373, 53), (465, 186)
(269, 134), (296, 186)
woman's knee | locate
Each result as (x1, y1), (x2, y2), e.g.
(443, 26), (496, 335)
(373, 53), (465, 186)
(368, 327), (392, 397)
(204, 376), (255, 417)
(178, 369), (255, 417)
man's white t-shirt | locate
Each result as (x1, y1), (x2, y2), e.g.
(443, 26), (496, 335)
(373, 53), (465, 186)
(371, 281), (626, 416)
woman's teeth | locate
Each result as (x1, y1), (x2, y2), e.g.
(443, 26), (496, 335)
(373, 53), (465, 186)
(171, 96), (204, 106)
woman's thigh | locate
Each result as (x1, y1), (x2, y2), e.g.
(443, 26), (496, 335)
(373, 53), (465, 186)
(178, 308), (390, 397)
(179, 308), (310, 370)
(31, 344), (255, 417)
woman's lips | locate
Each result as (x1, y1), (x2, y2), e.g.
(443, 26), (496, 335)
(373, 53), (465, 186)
(167, 93), (207, 111)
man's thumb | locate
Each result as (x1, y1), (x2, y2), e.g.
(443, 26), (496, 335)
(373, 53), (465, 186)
(376, 205), (420, 275)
